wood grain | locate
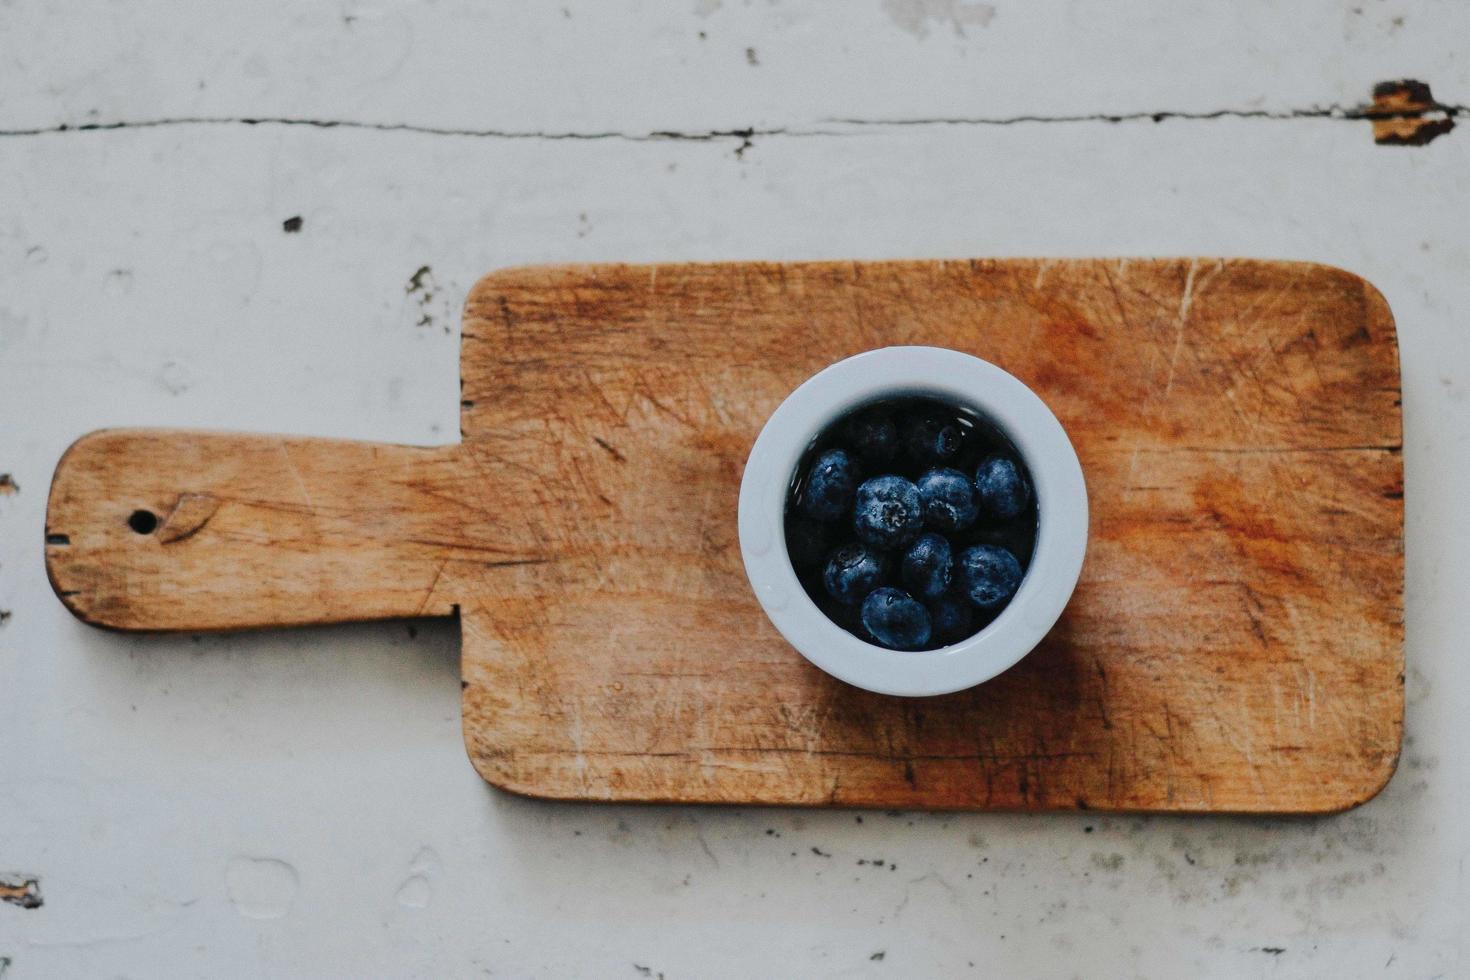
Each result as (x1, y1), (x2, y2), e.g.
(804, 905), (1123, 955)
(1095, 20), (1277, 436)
(46, 259), (1404, 812)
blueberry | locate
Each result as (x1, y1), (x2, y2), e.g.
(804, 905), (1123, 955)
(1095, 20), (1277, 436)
(801, 448), (858, 522)
(928, 595), (974, 644)
(902, 413), (963, 464)
(852, 475), (923, 550)
(916, 467), (979, 532)
(823, 542), (887, 605)
(843, 408), (898, 465)
(900, 532), (953, 600)
(785, 515), (833, 571)
(957, 544), (1023, 609)
(861, 587), (932, 650)
(975, 455), (1030, 521)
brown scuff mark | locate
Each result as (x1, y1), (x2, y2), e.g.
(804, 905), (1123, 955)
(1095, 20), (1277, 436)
(1364, 80), (1456, 146)
(156, 492), (221, 544)
(0, 874), (42, 909)
(0, 474), (17, 495)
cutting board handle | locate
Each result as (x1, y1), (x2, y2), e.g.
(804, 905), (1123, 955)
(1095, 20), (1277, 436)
(45, 429), (493, 631)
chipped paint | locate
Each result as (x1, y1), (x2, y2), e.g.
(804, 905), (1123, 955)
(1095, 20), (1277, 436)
(0, 875), (42, 909)
(1365, 79), (1457, 145)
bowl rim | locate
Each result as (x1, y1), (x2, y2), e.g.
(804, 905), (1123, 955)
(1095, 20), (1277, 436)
(737, 346), (1088, 697)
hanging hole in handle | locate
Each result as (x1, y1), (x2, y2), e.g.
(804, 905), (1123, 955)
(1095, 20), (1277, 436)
(128, 509), (158, 535)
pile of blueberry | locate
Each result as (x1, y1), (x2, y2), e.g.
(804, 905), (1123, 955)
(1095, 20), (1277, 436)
(784, 396), (1037, 651)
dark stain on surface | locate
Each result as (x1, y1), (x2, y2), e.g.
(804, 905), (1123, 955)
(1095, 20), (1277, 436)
(593, 436), (627, 463)
(282, 215), (303, 233)
(1364, 79), (1457, 145)
(0, 611), (10, 626)
(0, 875), (41, 909)
(745, 47), (759, 66)
(407, 265), (438, 329)
(0, 474), (16, 495)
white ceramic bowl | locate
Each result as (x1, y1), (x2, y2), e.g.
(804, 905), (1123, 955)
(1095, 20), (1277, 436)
(738, 346), (1088, 697)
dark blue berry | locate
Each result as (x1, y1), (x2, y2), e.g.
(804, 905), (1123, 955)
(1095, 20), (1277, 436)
(975, 455), (1030, 521)
(861, 587), (932, 650)
(801, 448), (858, 522)
(957, 544), (1023, 609)
(900, 532), (953, 600)
(785, 516), (832, 571)
(843, 408), (898, 465)
(916, 467), (979, 532)
(823, 543), (887, 605)
(902, 414), (963, 464)
(852, 475), (923, 550)
(928, 595), (974, 644)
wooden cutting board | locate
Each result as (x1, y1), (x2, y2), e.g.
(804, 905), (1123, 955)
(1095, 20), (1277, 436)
(45, 259), (1404, 813)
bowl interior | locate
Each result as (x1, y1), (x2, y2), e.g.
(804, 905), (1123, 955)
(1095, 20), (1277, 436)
(780, 391), (1040, 653)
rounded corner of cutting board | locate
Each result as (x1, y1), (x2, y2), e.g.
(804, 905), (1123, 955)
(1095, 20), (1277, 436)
(459, 743), (579, 803)
(1302, 747), (1403, 816)
(1297, 260), (1401, 342)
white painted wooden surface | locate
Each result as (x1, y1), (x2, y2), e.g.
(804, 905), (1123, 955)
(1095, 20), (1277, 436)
(1, 1), (1466, 976)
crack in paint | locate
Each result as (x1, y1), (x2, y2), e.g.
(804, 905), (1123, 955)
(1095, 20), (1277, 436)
(830, 99), (1464, 130)
(0, 116), (792, 145)
(1, 104), (1463, 142)
(0, 84), (1458, 152)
